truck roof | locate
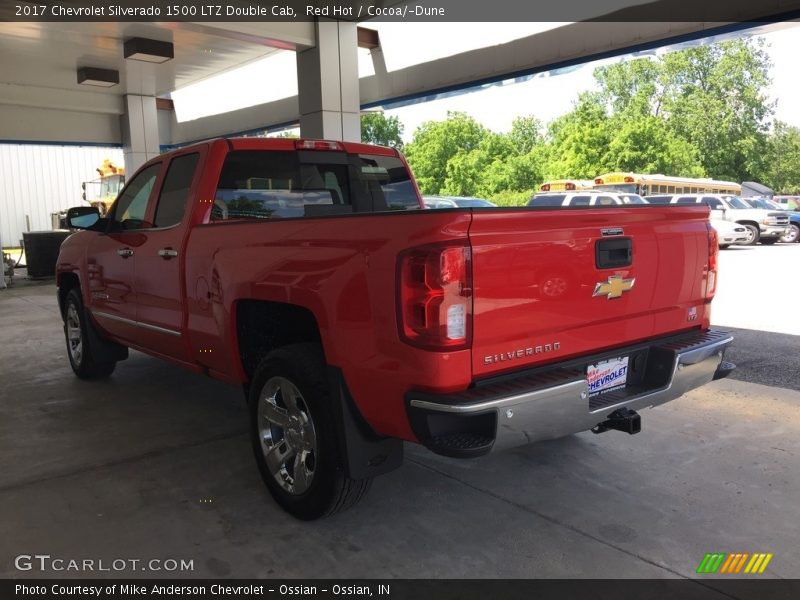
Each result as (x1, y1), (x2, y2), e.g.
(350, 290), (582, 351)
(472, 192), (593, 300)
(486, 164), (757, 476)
(171, 137), (401, 158)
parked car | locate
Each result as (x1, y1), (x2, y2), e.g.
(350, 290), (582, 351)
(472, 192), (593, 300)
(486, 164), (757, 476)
(772, 196), (800, 211)
(528, 191), (648, 207)
(742, 197), (800, 243)
(644, 194), (790, 246)
(422, 196), (458, 209)
(423, 196), (496, 208)
(56, 137), (734, 519)
(710, 219), (749, 248)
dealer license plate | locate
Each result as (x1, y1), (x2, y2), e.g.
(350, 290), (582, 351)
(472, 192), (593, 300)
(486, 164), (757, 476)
(586, 356), (630, 397)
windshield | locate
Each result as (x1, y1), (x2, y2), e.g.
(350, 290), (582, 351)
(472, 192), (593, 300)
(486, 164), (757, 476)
(597, 184), (637, 194)
(723, 195), (750, 209)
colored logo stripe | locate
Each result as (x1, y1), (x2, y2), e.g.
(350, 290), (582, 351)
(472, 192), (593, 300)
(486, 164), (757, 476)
(697, 553), (726, 574)
(696, 553), (773, 574)
(744, 553), (773, 574)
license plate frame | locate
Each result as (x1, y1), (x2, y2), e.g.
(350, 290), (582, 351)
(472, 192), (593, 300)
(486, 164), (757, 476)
(586, 355), (630, 397)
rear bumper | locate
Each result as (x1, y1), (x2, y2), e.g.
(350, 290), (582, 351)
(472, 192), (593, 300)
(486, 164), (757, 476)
(407, 329), (734, 458)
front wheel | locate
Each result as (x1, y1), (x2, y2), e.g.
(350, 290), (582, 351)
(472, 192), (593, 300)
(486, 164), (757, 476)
(249, 343), (371, 520)
(63, 289), (116, 379)
(719, 244), (730, 250)
(780, 223), (799, 244)
(740, 224), (760, 246)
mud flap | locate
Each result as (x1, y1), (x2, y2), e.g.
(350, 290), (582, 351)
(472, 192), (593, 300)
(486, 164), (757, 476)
(327, 366), (403, 480)
(83, 307), (129, 363)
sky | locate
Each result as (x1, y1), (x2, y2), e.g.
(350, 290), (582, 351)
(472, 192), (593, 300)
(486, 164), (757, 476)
(171, 22), (800, 141)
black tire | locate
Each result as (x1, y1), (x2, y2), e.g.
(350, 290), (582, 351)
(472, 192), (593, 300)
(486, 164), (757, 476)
(759, 238), (778, 245)
(248, 343), (371, 520)
(63, 288), (116, 379)
(739, 223), (760, 246)
(781, 223), (800, 244)
(719, 244), (730, 250)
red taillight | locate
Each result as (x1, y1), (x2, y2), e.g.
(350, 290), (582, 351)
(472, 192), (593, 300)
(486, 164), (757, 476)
(397, 243), (472, 351)
(295, 139), (344, 151)
(706, 224), (718, 299)
(541, 184), (550, 191)
(594, 178), (603, 184)
(624, 176), (634, 183)
(565, 182), (575, 190)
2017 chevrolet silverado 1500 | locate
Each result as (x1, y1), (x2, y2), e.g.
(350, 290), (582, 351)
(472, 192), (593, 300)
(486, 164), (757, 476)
(57, 138), (735, 520)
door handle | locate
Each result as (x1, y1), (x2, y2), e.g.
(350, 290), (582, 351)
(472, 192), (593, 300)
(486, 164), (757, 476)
(117, 248), (134, 258)
(158, 248), (178, 259)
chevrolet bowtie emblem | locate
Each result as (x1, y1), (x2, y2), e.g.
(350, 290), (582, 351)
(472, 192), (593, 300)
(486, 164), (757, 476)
(593, 275), (635, 299)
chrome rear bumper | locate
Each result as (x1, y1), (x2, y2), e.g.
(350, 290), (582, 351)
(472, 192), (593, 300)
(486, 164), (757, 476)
(407, 329), (734, 457)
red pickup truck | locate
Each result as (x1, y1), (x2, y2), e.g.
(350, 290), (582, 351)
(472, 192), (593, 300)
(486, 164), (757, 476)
(57, 138), (734, 519)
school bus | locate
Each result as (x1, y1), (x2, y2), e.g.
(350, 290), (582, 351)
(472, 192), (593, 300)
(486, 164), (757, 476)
(592, 172), (741, 196)
(539, 179), (595, 192)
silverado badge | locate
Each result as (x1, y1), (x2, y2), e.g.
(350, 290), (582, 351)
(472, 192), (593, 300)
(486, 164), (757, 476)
(593, 275), (635, 299)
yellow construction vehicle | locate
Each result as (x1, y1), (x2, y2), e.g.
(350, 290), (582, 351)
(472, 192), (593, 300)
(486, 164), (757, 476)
(82, 159), (125, 216)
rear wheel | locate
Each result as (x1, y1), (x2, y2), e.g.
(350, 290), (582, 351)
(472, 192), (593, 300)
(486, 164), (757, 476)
(740, 224), (760, 246)
(780, 223), (799, 244)
(249, 343), (371, 520)
(63, 289), (116, 379)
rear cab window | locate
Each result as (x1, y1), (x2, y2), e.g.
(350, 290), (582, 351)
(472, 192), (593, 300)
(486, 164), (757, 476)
(212, 150), (420, 221)
(527, 194), (566, 207)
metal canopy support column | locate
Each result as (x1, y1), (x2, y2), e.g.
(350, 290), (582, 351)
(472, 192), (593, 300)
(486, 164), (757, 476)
(121, 95), (160, 175)
(296, 19), (360, 142)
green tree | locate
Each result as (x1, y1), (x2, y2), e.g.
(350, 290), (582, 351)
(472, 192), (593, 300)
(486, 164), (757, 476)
(439, 120), (546, 197)
(508, 115), (543, 154)
(360, 111), (404, 149)
(540, 92), (613, 179)
(764, 121), (800, 193)
(404, 112), (488, 194)
(664, 40), (773, 182)
(602, 115), (705, 176)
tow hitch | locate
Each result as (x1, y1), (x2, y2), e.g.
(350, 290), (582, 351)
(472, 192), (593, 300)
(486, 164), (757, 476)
(592, 408), (641, 435)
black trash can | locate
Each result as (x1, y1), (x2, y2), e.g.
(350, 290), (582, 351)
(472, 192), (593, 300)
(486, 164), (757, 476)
(22, 230), (72, 278)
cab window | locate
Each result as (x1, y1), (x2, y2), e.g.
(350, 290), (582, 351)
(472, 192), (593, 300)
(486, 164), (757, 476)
(111, 163), (161, 230)
(154, 154), (200, 228)
(702, 197), (724, 209)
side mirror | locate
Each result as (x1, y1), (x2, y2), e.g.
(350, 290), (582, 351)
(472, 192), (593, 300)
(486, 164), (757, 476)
(66, 206), (101, 230)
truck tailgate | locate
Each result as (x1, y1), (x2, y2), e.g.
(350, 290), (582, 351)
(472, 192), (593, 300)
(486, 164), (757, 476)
(469, 206), (712, 379)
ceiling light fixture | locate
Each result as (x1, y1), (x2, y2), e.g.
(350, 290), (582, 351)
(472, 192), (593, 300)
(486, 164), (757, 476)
(77, 67), (120, 87)
(124, 37), (174, 63)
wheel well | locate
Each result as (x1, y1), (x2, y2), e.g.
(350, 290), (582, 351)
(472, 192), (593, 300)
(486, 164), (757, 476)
(57, 273), (80, 317)
(236, 300), (323, 380)
(735, 220), (759, 228)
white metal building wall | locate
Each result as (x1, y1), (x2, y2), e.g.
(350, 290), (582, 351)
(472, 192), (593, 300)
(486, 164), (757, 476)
(0, 144), (123, 247)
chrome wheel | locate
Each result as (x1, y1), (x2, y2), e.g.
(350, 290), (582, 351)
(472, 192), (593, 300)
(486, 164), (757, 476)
(257, 376), (317, 495)
(781, 224), (799, 244)
(66, 303), (83, 365)
(741, 224), (759, 245)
